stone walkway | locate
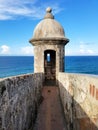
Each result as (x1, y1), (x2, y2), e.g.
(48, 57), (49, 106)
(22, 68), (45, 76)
(33, 86), (67, 130)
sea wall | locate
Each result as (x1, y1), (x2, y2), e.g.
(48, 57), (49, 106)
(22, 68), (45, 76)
(58, 72), (98, 130)
(0, 73), (44, 130)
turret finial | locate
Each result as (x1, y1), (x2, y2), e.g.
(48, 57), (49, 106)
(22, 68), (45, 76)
(46, 7), (52, 13)
(44, 7), (54, 19)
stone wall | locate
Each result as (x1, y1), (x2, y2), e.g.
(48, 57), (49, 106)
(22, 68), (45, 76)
(0, 73), (44, 130)
(58, 72), (98, 130)
(34, 43), (65, 79)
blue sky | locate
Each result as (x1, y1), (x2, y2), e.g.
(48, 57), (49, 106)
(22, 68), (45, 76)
(0, 0), (98, 56)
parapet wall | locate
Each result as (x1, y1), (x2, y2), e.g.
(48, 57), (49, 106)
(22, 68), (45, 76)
(0, 73), (44, 130)
(58, 72), (98, 130)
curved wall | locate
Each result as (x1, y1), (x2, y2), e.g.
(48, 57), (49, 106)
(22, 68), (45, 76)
(0, 73), (44, 130)
(1, 72), (98, 130)
(58, 72), (98, 130)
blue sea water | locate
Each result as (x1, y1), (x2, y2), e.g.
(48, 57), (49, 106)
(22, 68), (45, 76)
(0, 56), (34, 78)
(65, 56), (98, 75)
(0, 56), (98, 78)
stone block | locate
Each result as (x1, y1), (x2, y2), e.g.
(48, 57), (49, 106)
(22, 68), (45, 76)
(96, 89), (98, 100)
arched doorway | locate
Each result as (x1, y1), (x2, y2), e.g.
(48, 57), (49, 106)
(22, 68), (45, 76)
(44, 50), (56, 80)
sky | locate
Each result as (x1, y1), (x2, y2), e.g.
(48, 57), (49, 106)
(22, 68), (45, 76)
(0, 0), (98, 56)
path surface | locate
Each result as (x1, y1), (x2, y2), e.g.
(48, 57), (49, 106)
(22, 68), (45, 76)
(33, 86), (67, 130)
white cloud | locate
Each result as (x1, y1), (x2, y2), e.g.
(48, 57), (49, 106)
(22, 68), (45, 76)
(0, 0), (63, 20)
(0, 45), (11, 54)
(0, 45), (34, 56)
(80, 49), (85, 54)
(79, 42), (94, 55)
(65, 40), (97, 56)
(21, 46), (34, 55)
(65, 49), (72, 55)
(87, 49), (94, 54)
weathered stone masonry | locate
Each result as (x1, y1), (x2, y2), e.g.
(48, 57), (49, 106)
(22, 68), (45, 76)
(1, 7), (98, 130)
(0, 73), (44, 130)
(58, 72), (98, 130)
(29, 7), (69, 80)
(1, 72), (98, 130)
(33, 43), (65, 79)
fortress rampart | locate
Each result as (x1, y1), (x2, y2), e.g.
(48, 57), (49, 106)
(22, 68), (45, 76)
(0, 73), (98, 130)
(0, 73), (44, 130)
(0, 7), (98, 130)
(58, 72), (98, 130)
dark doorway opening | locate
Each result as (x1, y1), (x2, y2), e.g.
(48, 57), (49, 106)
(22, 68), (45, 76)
(44, 50), (56, 85)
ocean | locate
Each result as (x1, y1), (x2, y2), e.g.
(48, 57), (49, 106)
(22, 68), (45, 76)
(65, 56), (98, 75)
(0, 56), (98, 78)
(0, 56), (34, 78)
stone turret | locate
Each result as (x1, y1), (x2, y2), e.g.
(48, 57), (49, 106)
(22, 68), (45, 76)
(29, 7), (69, 80)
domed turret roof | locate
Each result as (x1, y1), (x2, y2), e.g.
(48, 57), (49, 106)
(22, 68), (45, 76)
(29, 7), (69, 45)
(33, 7), (65, 39)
